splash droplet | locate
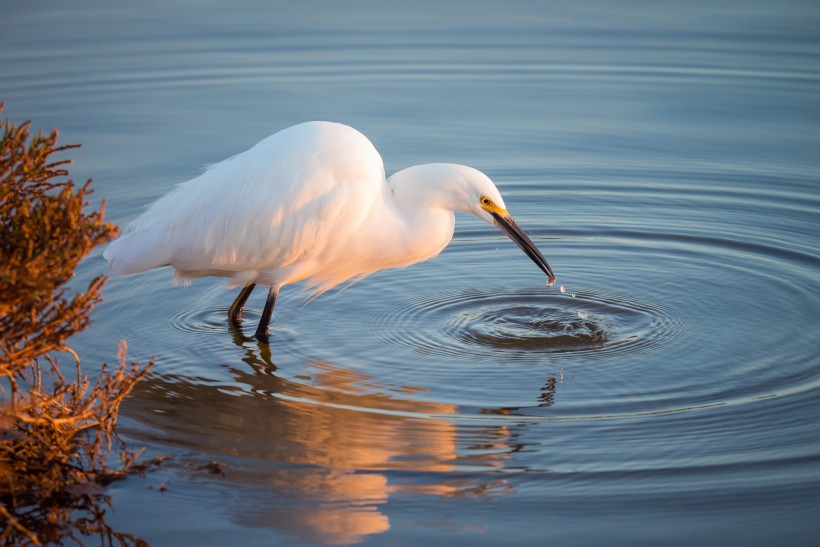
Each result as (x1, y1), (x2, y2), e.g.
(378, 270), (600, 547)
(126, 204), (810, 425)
(560, 285), (567, 293)
(577, 310), (588, 319)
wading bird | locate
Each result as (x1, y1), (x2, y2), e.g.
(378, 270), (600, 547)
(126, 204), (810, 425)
(104, 122), (556, 342)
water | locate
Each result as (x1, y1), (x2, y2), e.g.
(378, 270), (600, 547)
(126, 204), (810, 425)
(3, 1), (820, 544)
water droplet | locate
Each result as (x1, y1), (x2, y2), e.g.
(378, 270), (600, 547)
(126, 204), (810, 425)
(571, 293), (576, 298)
(560, 285), (566, 293)
(577, 310), (588, 319)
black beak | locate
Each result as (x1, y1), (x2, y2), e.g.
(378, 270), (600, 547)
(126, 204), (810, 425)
(492, 211), (557, 285)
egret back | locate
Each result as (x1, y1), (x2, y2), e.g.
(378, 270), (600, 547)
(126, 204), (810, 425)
(104, 122), (388, 286)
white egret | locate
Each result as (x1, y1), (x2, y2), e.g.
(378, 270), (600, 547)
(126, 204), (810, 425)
(104, 122), (556, 341)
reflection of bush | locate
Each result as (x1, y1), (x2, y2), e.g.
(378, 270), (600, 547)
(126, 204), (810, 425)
(0, 103), (156, 544)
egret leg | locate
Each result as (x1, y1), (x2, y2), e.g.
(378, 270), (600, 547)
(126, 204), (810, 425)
(255, 287), (279, 342)
(228, 283), (256, 324)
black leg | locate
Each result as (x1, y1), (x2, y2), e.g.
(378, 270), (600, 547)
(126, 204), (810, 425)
(255, 286), (279, 342)
(228, 283), (256, 324)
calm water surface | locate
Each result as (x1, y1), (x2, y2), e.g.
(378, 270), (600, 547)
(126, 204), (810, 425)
(3, 1), (820, 544)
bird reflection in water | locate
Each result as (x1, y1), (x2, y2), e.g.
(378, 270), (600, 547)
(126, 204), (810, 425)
(123, 333), (519, 545)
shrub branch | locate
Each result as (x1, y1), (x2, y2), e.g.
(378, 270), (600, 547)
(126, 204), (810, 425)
(0, 102), (157, 546)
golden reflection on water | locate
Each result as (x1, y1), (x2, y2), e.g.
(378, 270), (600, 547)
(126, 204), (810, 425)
(124, 339), (514, 544)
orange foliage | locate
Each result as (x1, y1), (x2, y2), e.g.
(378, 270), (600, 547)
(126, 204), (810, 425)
(0, 103), (157, 545)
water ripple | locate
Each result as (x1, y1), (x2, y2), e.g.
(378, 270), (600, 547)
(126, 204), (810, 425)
(365, 288), (685, 363)
(165, 305), (227, 335)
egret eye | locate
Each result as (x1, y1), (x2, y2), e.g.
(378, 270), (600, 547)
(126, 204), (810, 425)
(481, 197), (491, 206)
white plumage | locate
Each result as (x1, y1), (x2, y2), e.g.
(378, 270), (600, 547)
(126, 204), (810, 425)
(104, 122), (555, 341)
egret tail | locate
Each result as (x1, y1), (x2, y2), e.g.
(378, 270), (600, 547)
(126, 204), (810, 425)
(103, 229), (171, 275)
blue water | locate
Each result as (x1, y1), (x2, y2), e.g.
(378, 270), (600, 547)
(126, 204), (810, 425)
(3, 1), (820, 544)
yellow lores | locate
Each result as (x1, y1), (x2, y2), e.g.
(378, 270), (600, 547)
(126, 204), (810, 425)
(480, 196), (506, 216)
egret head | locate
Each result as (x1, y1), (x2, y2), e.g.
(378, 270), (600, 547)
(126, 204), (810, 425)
(432, 164), (557, 285)
(475, 191), (557, 286)
(389, 163), (557, 285)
